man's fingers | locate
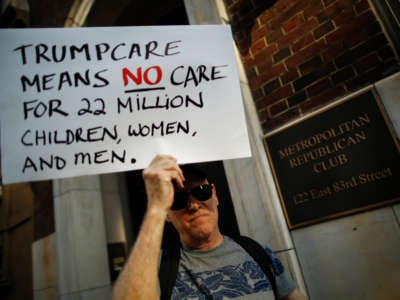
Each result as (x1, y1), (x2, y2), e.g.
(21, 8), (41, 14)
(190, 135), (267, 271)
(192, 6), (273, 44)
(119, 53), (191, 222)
(156, 164), (185, 189)
(144, 154), (185, 188)
(170, 168), (185, 189)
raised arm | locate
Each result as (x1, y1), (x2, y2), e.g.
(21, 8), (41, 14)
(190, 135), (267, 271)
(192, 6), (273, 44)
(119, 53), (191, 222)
(112, 155), (184, 300)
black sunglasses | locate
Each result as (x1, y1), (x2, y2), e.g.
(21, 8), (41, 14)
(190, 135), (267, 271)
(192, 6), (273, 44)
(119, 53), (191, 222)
(171, 184), (214, 211)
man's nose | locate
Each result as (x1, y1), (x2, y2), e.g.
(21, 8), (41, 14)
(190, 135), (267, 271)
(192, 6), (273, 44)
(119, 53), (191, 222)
(186, 197), (200, 212)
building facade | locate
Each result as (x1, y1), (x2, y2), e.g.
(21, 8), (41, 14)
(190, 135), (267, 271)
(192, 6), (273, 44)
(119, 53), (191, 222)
(1, 0), (399, 299)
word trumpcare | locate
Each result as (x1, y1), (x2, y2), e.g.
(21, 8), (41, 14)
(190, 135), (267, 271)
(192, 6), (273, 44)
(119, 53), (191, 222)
(13, 40), (182, 65)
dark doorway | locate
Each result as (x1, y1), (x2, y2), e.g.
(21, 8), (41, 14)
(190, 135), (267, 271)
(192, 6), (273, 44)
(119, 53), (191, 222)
(86, 0), (189, 27)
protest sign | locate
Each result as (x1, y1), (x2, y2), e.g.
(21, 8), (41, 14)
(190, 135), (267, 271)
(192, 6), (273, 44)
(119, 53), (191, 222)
(0, 25), (250, 184)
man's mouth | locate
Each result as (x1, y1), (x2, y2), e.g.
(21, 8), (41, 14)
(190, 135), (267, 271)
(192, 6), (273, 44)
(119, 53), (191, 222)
(189, 213), (208, 222)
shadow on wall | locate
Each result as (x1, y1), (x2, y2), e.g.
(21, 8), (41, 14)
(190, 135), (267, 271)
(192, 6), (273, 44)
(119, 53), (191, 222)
(228, 0), (278, 55)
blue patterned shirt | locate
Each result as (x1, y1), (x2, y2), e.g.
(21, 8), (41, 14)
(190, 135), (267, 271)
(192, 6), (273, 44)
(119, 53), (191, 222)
(171, 236), (296, 299)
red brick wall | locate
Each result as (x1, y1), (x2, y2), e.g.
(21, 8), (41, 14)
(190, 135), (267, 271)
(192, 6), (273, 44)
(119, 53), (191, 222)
(225, 0), (399, 133)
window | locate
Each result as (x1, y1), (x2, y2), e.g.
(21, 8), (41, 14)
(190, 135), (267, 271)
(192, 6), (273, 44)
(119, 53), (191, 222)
(371, 0), (400, 54)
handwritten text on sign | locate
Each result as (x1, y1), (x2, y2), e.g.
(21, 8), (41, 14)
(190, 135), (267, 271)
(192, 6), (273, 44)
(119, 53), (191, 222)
(0, 25), (250, 184)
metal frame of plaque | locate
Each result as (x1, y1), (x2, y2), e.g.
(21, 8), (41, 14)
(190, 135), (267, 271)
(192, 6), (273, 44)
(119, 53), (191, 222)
(263, 87), (400, 229)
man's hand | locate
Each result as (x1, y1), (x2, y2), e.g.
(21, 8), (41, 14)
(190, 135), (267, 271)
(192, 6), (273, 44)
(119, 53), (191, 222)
(142, 154), (185, 212)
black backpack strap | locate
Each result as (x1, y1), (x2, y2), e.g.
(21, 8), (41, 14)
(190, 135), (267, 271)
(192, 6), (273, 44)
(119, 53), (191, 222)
(159, 242), (180, 300)
(232, 235), (278, 299)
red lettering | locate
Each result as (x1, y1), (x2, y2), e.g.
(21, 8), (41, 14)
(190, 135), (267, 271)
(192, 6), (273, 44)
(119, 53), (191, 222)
(122, 66), (163, 86)
(143, 66), (162, 85)
(122, 67), (142, 86)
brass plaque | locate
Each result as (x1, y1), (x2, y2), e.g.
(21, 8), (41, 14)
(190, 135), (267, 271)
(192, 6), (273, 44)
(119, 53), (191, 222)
(264, 89), (400, 229)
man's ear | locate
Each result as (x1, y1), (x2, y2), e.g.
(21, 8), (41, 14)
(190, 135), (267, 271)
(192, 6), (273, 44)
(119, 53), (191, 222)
(213, 184), (219, 206)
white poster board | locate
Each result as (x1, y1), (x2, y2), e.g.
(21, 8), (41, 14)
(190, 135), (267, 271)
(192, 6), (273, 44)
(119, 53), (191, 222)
(0, 25), (250, 184)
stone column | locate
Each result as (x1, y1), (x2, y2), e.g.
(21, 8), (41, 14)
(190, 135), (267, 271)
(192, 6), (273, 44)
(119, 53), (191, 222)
(53, 176), (111, 299)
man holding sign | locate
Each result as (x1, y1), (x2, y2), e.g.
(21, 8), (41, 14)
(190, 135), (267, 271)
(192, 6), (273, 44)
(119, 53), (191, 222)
(1, 25), (303, 299)
(112, 154), (305, 300)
